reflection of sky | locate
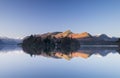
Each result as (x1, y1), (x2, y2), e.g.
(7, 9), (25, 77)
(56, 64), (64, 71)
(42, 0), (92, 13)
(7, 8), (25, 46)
(0, 0), (120, 38)
(0, 51), (120, 78)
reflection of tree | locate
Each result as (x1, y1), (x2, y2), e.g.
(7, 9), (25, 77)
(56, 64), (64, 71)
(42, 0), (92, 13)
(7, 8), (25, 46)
(22, 35), (80, 56)
(116, 38), (120, 46)
(116, 49), (120, 54)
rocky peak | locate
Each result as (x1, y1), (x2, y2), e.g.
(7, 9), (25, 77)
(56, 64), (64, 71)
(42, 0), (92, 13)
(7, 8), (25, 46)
(54, 30), (72, 38)
(68, 32), (92, 39)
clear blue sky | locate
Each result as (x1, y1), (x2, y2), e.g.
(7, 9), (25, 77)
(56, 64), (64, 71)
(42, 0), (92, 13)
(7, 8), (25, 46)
(0, 0), (120, 38)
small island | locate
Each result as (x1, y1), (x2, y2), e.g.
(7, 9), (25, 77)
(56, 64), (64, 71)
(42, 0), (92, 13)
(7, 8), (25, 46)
(21, 30), (120, 59)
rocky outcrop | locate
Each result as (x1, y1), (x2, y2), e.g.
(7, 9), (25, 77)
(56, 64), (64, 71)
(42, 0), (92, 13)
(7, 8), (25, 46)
(54, 30), (72, 38)
(68, 32), (92, 39)
(54, 30), (91, 39)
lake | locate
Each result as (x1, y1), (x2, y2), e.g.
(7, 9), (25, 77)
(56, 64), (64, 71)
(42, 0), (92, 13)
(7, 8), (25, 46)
(0, 45), (120, 78)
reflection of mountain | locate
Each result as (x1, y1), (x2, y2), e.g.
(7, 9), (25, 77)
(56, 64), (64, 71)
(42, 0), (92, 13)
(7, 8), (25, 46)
(0, 45), (22, 52)
(0, 44), (119, 60)
(0, 44), (118, 60)
(54, 47), (120, 60)
(22, 41), (120, 60)
(79, 47), (118, 57)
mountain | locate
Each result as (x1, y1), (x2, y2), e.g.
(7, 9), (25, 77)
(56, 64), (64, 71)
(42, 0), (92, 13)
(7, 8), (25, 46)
(32, 30), (92, 39)
(93, 34), (118, 41)
(54, 30), (92, 39)
(79, 34), (118, 45)
(68, 32), (92, 39)
(0, 37), (22, 45)
(22, 30), (119, 46)
(54, 30), (72, 38)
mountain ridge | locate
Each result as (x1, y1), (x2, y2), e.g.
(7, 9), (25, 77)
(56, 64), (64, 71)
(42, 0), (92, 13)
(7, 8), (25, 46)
(0, 37), (22, 45)
(30, 30), (118, 41)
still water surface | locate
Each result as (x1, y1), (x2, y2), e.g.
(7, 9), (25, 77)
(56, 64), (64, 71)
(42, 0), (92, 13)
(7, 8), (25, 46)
(0, 45), (120, 78)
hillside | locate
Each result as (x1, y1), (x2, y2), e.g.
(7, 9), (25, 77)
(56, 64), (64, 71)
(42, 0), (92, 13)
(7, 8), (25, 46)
(0, 37), (22, 45)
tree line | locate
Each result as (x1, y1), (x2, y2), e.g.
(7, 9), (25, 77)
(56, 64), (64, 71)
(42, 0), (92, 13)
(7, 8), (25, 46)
(22, 35), (80, 56)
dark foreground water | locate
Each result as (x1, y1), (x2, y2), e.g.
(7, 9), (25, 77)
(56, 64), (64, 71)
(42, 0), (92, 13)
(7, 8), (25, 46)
(0, 45), (120, 78)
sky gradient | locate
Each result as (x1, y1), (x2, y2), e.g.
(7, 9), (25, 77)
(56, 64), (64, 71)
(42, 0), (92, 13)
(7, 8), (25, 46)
(0, 0), (120, 38)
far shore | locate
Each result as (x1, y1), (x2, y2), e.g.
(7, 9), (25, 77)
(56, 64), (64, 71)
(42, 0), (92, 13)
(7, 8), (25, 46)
(80, 45), (118, 47)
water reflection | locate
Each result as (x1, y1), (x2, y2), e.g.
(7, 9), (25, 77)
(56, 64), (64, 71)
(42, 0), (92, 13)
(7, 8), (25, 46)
(0, 45), (21, 52)
(0, 44), (119, 60)
(0, 45), (119, 78)
(22, 44), (120, 60)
